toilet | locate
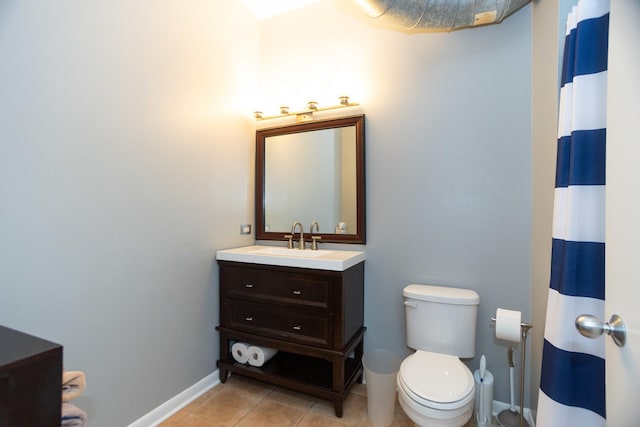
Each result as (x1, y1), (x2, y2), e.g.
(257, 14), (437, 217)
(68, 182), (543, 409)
(397, 284), (480, 427)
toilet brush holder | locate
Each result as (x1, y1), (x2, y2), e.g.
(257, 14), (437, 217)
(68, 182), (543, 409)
(473, 355), (493, 427)
(496, 322), (532, 427)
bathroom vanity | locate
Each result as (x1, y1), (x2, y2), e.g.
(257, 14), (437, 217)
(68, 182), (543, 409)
(216, 245), (365, 417)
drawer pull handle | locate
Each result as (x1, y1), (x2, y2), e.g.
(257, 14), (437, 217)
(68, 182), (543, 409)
(292, 290), (302, 295)
(292, 325), (301, 331)
(245, 316), (254, 322)
(245, 284), (254, 288)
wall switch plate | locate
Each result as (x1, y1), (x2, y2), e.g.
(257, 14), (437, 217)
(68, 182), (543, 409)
(240, 224), (252, 235)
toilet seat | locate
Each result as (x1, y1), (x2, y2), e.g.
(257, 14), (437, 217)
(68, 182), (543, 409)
(398, 350), (474, 410)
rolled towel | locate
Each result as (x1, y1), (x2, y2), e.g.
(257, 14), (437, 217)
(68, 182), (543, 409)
(247, 345), (278, 367)
(231, 341), (250, 364)
(62, 371), (86, 402)
(61, 402), (87, 427)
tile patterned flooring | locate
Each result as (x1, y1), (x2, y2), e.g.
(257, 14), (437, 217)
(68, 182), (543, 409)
(160, 374), (499, 427)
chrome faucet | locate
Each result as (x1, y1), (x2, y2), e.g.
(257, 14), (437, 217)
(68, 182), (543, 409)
(291, 221), (305, 250)
(310, 221), (321, 251)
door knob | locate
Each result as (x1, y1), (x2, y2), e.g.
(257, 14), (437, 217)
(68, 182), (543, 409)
(575, 314), (626, 347)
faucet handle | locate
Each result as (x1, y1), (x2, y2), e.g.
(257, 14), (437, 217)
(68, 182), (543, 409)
(284, 234), (294, 249)
(311, 235), (322, 251)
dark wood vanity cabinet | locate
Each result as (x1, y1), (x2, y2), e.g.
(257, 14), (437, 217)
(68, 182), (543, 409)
(216, 260), (365, 417)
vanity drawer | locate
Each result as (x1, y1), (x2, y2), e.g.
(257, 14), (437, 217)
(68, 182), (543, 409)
(223, 266), (331, 309)
(225, 299), (333, 348)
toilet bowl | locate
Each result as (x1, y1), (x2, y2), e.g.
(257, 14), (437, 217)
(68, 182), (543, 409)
(400, 284), (479, 427)
(397, 350), (475, 426)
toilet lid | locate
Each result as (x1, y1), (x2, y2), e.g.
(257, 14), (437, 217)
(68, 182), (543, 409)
(399, 351), (474, 407)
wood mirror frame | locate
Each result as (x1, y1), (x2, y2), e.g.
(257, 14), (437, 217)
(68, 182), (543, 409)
(255, 115), (365, 244)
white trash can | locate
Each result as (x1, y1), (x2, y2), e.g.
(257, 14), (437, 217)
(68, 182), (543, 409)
(363, 349), (402, 427)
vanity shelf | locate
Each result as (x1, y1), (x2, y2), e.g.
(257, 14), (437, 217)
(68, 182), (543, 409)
(216, 260), (365, 417)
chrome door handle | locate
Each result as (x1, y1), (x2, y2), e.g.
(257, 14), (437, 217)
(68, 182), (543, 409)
(575, 314), (626, 347)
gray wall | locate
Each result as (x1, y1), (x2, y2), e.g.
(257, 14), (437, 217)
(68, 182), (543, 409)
(258, 0), (532, 406)
(0, 1), (258, 426)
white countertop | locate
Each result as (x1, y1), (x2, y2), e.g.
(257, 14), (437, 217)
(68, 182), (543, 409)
(216, 245), (365, 271)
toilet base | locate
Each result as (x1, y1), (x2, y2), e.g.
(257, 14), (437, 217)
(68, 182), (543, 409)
(398, 386), (473, 427)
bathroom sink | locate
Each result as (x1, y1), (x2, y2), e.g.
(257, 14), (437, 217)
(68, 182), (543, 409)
(216, 245), (365, 271)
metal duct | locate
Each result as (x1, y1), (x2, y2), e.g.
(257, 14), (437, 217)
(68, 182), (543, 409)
(353, 0), (531, 31)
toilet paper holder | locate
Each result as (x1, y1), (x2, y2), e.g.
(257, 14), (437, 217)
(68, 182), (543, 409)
(490, 317), (533, 339)
(489, 316), (533, 427)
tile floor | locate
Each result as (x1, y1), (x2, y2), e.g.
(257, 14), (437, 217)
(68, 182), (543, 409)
(160, 375), (499, 427)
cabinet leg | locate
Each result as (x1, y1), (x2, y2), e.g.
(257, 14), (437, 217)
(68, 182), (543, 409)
(332, 358), (345, 391)
(333, 399), (344, 418)
(355, 337), (364, 364)
(218, 333), (230, 384)
(219, 367), (229, 383)
(355, 336), (364, 384)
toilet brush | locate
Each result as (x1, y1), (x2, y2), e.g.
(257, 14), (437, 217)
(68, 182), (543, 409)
(497, 347), (519, 426)
(507, 347), (516, 414)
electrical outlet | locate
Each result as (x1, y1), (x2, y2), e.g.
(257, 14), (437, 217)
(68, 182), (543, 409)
(240, 224), (252, 235)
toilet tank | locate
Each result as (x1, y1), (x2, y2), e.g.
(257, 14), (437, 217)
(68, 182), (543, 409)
(403, 284), (479, 358)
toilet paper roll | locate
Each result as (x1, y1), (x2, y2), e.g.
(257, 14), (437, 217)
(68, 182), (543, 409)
(495, 308), (522, 342)
(247, 345), (278, 367)
(231, 342), (250, 364)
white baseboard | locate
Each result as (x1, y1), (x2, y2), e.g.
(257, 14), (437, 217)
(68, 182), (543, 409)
(492, 400), (535, 427)
(128, 370), (220, 427)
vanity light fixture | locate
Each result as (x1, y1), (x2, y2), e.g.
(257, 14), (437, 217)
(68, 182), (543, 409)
(253, 96), (360, 121)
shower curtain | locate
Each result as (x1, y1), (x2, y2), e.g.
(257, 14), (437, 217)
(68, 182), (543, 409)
(537, 1), (609, 426)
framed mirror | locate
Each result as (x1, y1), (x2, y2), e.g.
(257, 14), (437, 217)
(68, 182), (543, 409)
(255, 115), (365, 244)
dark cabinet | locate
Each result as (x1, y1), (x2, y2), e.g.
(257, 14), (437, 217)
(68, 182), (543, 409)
(216, 260), (365, 417)
(0, 325), (63, 427)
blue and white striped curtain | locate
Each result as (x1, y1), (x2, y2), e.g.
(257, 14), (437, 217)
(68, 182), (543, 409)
(537, 1), (609, 426)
